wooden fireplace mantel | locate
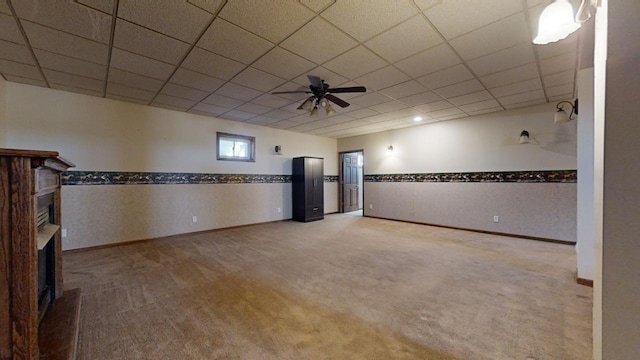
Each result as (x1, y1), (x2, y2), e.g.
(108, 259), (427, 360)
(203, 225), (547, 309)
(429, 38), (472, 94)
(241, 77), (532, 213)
(0, 148), (77, 360)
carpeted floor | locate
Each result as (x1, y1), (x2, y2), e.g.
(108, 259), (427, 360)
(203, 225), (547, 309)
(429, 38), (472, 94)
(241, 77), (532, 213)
(63, 214), (592, 359)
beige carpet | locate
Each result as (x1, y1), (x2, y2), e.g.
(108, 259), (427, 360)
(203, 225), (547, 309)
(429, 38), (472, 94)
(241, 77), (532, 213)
(63, 214), (592, 359)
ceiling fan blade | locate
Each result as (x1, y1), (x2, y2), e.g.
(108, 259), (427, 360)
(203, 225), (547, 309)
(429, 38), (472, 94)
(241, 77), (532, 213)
(307, 75), (323, 89)
(325, 94), (350, 108)
(297, 96), (315, 110)
(327, 86), (367, 94)
(271, 90), (312, 94)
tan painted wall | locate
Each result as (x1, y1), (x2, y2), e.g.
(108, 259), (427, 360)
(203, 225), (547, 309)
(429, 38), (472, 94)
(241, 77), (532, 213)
(4, 83), (339, 249)
(0, 76), (6, 147)
(365, 182), (576, 242)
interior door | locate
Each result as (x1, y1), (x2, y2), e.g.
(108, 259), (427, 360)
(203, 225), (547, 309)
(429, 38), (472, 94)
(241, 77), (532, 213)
(343, 153), (359, 212)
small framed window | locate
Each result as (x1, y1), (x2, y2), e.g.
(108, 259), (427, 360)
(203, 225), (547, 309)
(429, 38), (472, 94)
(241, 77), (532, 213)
(217, 132), (255, 162)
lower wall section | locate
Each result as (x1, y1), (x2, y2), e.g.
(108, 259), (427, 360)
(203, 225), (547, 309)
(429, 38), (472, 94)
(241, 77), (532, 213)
(364, 182), (576, 242)
(62, 182), (339, 250)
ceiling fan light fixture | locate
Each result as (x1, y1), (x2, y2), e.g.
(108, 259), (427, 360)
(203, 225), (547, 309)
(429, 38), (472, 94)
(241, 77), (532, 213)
(533, 0), (581, 45)
(310, 105), (319, 117)
(301, 98), (314, 112)
(413, 116), (423, 122)
(319, 97), (329, 108)
(326, 103), (336, 116)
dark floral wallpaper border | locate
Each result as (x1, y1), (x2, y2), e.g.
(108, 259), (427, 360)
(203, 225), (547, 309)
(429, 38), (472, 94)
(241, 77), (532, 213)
(62, 171), (341, 185)
(364, 170), (576, 183)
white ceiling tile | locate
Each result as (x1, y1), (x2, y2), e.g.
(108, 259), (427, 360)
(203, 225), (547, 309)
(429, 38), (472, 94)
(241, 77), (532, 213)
(269, 119), (299, 129)
(498, 89), (545, 105)
(503, 98), (547, 109)
(13, 0), (111, 43)
(448, 90), (494, 106)
(363, 114), (394, 123)
(526, 0), (549, 8)
(545, 83), (574, 97)
(343, 108), (380, 119)
(118, 0), (212, 42)
(161, 83), (208, 101)
(215, 82), (262, 101)
(466, 42), (536, 77)
(434, 79), (484, 98)
(108, 68), (164, 92)
(398, 91), (442, 107)
(253, 47), (316, 80)
(198, 18), (274, 64)
(425, 0), (523, 39)
(107, 82), (155, 101)
(153, 94), (197, 109)
(299, 0), (333, 13)
(231, 67), (286, 92)
(394, 43), (460, 78)
(0, 1), (10, 14)
(263, 109), (297, 120)
(182, 47), (245, 80)
(459, 99), (501, 112)
(244, 115), (284, 125)
(414, 100), (453, 113)
(0, 39), (34, 64)
(235, 102), (273, 115)
(0, 59), (42, 80)
(323, 46), (387, 79)
(153, 102), (191, 112)
(365, 15), (443, 63)
(202, 93), (244, 108)
(354, 66), (410, 91)
(219, 1), (314, 43)
(468, 106), (503, 116)
(281, 17), (357, 64)
(543, 69), (574, 87)
(293, 67), (348, 87)
(489, 78), (543, 98)
(534, 32), (578, 59)
(426, 107), (465, 118)
(22, 21), (108, 64)
(0, 14), (26, 43)
(114, 19), (189, 65)
(106, 93), (149, 105)
(110, 48), (174, 80)
(414, 0), (443, 11)
(349, 92), (393, 107)
(44, 69), (103, 91)
(191, 102), (230, 116)
(170, 68), (224, 92)
(449, 13), (530, 60)
(378, 80), (428, 99)
(385, 108), (423, 119)
(222, 109), (256, 121)
(35, 49), (105, 79)
(439, 113), (469, 121)
(417, 64), (474, 90)
(479, 63), (540, 88)
(549, 94), (573, 102)
(186, 0), (225, 13)
(50, 83), (102, 96)
(251, 93), (293, 108)
(370, 100), (407, 113)
(76, 0), (115, 14)
(540, 51), (577, 75)
(3, 74), (47, 87)
(321, 0), (418, 42)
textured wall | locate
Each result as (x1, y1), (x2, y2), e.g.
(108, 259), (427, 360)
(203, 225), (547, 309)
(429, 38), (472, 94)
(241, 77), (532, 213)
(364, 182), (576, 242)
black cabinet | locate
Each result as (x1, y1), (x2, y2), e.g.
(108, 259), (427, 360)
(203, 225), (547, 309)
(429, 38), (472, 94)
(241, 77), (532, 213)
(292, 156), (324, 222)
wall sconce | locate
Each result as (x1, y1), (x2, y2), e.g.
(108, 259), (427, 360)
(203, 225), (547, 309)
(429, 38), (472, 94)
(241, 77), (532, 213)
(533, 0), (581, 44)
(274, 145), (283, 155)
(519, 130), (530, 144)
(554, 99), (578, 124)
(387, 145), (394, 153)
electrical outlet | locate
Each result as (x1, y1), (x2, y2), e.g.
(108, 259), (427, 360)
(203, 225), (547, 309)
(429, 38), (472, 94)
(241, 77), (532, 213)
(277, 207), (281, 213)
(61, 229), (67, 238)
(493, 215), (500, 223)
(192, 216), (198, 223)
(369, 204), (373, 210)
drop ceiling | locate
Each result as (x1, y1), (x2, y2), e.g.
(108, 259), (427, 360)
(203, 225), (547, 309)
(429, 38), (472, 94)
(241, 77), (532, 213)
(0, 0), (582, 138)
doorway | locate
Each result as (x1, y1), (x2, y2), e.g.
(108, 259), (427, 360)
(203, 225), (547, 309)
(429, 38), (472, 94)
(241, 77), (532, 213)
(339, 150), (364, 214)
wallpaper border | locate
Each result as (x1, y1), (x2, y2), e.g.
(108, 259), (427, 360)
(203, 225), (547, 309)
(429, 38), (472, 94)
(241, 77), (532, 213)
(364, 170), (576, 183)
(62, 171), (341, 185)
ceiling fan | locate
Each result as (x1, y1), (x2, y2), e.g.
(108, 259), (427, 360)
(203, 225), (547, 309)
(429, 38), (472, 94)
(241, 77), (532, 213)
(272, 75), (366, 116)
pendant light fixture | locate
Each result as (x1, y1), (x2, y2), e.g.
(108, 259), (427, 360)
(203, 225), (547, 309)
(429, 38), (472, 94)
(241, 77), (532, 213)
(533, 0), (581, 44)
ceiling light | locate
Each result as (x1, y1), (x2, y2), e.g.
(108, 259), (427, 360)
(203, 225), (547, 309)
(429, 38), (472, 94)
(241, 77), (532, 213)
(413, 116), (423, 122)
(325, 103), (336, 116)
(310, 105), (319, 117)
(301, 98), (314, 112)
(319, 97), (329, 108)
(533, 0), (581, 45)
(519, 130), (530, 144)
(554, 99), (578, 124)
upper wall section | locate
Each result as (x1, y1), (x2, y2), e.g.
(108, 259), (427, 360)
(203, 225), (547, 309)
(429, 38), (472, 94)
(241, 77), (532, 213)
(338, 103), (576, 174)
(0, 76), (6, 147)
(4, 82), (338, 174)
